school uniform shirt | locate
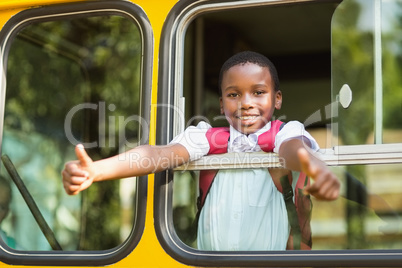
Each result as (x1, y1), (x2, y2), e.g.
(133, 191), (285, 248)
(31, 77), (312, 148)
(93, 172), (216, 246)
(170, 121), (319, 251)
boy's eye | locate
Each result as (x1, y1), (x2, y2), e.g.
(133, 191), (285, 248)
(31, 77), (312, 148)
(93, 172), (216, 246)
(254, 91), (264, 95)
(227, 93), (239, 98)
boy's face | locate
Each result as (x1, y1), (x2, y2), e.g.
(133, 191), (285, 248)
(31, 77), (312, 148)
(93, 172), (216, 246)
(220, 63), (282, 134)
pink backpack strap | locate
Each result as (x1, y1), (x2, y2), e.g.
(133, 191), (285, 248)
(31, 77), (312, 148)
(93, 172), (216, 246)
(198, 170), (218, 208)
(200, 122), (284, 208)
(205, 127), (230, 154)
(198, 127), (230, 208)
(258, 120), (284, 152)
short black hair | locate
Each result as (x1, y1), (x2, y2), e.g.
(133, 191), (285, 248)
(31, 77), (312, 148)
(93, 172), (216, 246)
(218, 51), (280, 95)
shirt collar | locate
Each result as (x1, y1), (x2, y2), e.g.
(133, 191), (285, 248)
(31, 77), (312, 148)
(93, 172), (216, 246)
(228, 121), (272, 152)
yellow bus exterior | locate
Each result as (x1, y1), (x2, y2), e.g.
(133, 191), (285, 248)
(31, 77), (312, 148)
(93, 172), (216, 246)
(1, 0), (402, 267)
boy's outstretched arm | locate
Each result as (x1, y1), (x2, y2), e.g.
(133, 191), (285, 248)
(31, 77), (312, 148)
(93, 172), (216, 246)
(62, 143), (190, 195)
(278, 137), (340, 201)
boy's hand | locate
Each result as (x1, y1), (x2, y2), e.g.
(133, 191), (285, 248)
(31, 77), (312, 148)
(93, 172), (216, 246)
(298, 148), (340, 201)
(62, 144), (95, 195)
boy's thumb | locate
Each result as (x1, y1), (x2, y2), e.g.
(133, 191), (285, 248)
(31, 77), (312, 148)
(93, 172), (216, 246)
(75, 144), (93, 166)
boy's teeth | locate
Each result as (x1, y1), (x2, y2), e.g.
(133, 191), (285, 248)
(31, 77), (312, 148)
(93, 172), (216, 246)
(240, 116), (256, 120)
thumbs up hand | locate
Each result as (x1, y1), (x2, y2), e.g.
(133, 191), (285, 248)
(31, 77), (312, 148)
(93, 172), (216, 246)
(62, 144), (95, 195)
(298, 147), (340, 201)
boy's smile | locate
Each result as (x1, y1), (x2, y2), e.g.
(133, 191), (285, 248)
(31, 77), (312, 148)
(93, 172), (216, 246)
(220, 62), (282, 135)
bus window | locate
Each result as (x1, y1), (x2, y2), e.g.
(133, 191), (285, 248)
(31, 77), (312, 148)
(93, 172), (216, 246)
(172, 162), (402, 250)
(0, 1), (151, 261)
(171, 0), (340, 250)
(155, 0), (402, 266)
(332, 0), (402, 146)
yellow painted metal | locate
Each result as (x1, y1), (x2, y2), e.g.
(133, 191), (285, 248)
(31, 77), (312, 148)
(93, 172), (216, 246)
(0, 0), (86, 11)
(112, 3), (184, 267)
(119, 2), (183, 266)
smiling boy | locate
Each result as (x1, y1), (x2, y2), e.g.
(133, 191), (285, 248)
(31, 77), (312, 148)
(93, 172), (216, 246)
(62, 51), (340, 251)
(220, 59), (280, 135)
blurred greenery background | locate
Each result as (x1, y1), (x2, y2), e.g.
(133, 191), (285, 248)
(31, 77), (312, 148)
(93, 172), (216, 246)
(1, 14), (142, 250)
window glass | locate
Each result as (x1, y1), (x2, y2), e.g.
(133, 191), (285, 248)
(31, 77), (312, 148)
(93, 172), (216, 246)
(313, 164), (402, 250)
(173, 162), (402, 250)
(332, 0), (402, 146)
(1, 15), (142, 251)
(172, 171), (198, 248)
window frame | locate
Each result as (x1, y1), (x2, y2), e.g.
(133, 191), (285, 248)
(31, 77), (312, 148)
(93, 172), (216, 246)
(0, 0), (152, 265)
(155, 0), (402, 266)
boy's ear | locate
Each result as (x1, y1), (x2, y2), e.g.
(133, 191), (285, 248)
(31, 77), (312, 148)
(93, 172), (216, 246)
(219, 97), (224, 114)
(275, 90), (282, 110)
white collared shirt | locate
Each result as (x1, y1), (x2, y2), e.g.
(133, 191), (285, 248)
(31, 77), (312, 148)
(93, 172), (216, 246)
(228, 120), (271, 153)
(170, 121), (319, 251)
(171, 120), (319, 161)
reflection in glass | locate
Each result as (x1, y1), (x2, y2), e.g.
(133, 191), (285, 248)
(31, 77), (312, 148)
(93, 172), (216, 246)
(332, 0), (402, 146)
(331, 1), (402, 249)
(173, 163), (402, 250)
(0, 175), (22, 249)
(1, 15), (142, 250)
(173, 171), (198, 248)
(313, 164), (402, 250)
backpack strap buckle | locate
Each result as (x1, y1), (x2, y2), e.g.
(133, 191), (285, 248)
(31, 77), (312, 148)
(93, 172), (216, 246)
(283, 189), (293, 202)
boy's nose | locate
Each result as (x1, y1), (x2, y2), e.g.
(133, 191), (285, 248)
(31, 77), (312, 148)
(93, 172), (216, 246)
(239, 94), (253, 109)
